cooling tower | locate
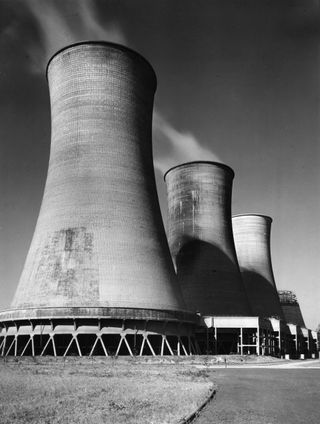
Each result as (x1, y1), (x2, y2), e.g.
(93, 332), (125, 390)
(165, 161), (251, 316)
(232, 214), (284, 319)
(0, 42), (196, 357)
(278, 290), (306, 328)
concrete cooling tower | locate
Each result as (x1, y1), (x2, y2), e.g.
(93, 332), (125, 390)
(165, 161), (251, 317)
(0, 42), (197, 357)
(232, 214), (284, 319)
(278, 290), (306, 328)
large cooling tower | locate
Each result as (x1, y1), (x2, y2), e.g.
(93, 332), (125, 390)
(0, 42), (196, 357)
(278, 290), (306, 327)
(232, 214), (284, 319)
(165, 161), (251, 316)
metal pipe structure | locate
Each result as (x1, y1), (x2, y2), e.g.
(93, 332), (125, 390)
(165, 161), (251, 317)
(278, 290), (306, 328)
(0, 42), (197, 357)
(232, 214), (284, 319)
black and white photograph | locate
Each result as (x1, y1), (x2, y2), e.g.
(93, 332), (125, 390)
(0, 1), (319, 423)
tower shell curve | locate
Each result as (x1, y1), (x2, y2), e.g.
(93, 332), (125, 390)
(232, 214), (284, 319)
(278, 290), (306, 327)
(165, 161), (251, 316)
(2, 42), (193, 323)
(0, 42), (198, 357)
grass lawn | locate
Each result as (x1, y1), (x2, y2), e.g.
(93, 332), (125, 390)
(0, 357), (213, 424)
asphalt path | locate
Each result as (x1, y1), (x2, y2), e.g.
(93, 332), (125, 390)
(265, 359), (320, 369)
(195, 368), (320, 424)
(195, 359), (320, 369)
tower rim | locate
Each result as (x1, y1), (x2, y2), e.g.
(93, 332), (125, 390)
(0, 306), (198, 324)
(232, 213), (273, 223)
(46, 40), (157, 90)
(164, 161), (234, 181)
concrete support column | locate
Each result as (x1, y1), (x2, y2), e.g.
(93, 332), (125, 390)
(240, 328), (243, 355)
(1, 336), (6, 356)
(278, 330), (281, 357)
(256, 327), (260, 356)
(271, 331), (275, 356)
(213, 327), (218, 354)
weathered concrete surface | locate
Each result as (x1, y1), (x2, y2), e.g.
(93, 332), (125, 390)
(0, 306), (196, 322)
(195, 369), (320, 424)
(165, 162), (251, 316)
(281, 304), (306, 327)
(278, 290), (306, 327)
(232, 214), (284, 319)
(10, 43), (189, 318)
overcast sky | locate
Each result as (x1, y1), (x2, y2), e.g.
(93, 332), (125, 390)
(0, 0), (319, 329)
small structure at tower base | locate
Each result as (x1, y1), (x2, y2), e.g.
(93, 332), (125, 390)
(201, 316), (283, 356)
(199, 316), (319, 359)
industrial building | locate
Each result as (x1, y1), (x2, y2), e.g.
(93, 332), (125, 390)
(232, 215), (284, 320)
(278, 290), (318, 358)
(164, 164), (317, 357)
(231, 214), (285, 356)
(278, 290), (306, 328)
(164, 162), (250, 317)
(0, 42), (318, 358)
(164, 161), (254, 354)
(0, 42), (197, 357)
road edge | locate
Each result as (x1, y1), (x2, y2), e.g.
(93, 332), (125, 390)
(176, 385), (216, 424)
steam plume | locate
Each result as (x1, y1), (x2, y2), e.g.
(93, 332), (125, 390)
(153, 111), (221, 174)
(5, 1), (221, 174)
(26, 0), (126, 72)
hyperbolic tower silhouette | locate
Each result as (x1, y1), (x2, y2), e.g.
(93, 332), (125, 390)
(0, 42), (196, 357)
(165, 162), (251, 316)
(232, 214), (284, 319)
(278, 290), (306, 328)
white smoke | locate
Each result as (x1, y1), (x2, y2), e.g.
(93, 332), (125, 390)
(153, 110), (221, 174)
(13, 1), (221, 170)
(25, 0), (126, 72)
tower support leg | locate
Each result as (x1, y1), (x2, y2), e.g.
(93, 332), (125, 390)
(256, 327), (260, 356)
(240, 327), (243, 355)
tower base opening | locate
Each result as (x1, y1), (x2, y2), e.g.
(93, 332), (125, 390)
(0, 312), (198, 357)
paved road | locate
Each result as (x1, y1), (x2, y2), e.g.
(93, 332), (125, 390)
(266, 359), (320, 369)
(195, 368), (320, 424)
(195, 359), (320, 369)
